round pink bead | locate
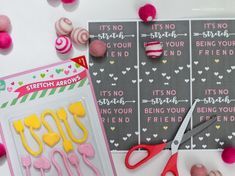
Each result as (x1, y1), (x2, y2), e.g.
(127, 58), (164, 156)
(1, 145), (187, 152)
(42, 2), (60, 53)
(61, 0), (76, 4)
(190, 164), (208, 176)
(55, 36), (72, 54)
(0, 143), (6, 157)
(0, 32), (12, 49)
(138, 4), (157, 23)
(0, 15), (11, 32)
(89, 40), (107, 58)
(221, 147), (235, 164)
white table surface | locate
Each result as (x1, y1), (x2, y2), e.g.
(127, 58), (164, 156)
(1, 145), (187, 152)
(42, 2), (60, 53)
(1, 0), (235, 175)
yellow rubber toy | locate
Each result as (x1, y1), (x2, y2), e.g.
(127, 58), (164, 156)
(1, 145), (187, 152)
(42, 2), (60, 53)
(41, 110), (73, 153)
(13, 114), (43, 157)
(57, 107), (88, 144)
(67, 102), (88, 143)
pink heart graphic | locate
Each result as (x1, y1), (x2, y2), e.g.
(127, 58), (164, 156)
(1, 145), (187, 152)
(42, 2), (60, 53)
(68, 65), (72, 69)
(50, 74), (54, 78)
(73, 69), (77, 73)
(11, 82), (15, 86)
(46, 70), (49, 72)
(64, 70), (69, 75)
(7, 87), (13, 92)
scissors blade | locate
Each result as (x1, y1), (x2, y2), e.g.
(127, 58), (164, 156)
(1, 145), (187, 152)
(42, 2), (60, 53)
(180, 115), (217, 145)
(171, 99), (199, 154)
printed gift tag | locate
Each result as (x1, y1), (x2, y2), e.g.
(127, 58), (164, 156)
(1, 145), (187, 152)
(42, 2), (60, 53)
(89, 22), (138, 150)
(191, 20), (235, 149)
(139, 21), (191, 148)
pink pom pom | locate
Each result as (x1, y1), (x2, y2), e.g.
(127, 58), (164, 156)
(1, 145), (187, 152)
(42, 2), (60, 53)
(89, 40), (107, 58)
(0, 15), (11, 32)
(190, 164), (208, 176)
(0, 143), (6, 157)
(145, 41), (163, 58)
(61, 0), (76, 4)
(138, 4), (157, 23)
(55, 17), (73, 36)
(221, 147), (235, 164)
(0, 32), (12, 49)
(55, 36), (72, 54)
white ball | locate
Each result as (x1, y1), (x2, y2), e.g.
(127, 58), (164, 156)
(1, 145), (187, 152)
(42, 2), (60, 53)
(145, 41), (163, 58)
(71, 27), (89, 45)
(55, 17), (73, 36)
(55, 36), (72, 54)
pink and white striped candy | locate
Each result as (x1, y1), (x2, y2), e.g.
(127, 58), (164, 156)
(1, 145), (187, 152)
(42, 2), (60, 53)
(71, 27), (89, 45)
(55, 36), (72, 54)
(145, 41), (163, 58)
(55, 17), (73, 36)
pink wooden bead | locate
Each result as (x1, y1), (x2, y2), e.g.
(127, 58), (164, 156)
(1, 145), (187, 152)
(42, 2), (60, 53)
(0, 32), (12, 49)
(0, 15), (11, 32)
(190, 164), (208, 176)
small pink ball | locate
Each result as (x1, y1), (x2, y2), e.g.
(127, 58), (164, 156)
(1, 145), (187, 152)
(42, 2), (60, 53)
(55, 36), (72, 54)
(190, 164), (208, 176)
(138, 4), (157, 23)
(89, 40), (107, 58)
(55, 17), (73, 36)
(0, 15), (11, 32)
(0, 143), (6, 158)
(0, 32), (12, 49)
(61, 0), (76, 4)
(221, 147), (235, 164)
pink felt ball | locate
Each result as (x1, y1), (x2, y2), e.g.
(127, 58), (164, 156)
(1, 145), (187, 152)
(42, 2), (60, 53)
(55, 36), (72, 54)
(138, 3), (157, 23)
(190, 164), (208, 176)
(145, 41), (163, 58)
(221, 147), (235, 164)
(0, 15), (11, 32)
(89, 40), (107, 58)
(0, 143), (6, 157)
(55, 17), (74, 36)
(61, 0), (76, 4)
(0, 32), (12, 49)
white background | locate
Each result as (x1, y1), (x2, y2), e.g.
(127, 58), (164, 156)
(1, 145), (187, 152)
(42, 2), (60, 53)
(1, 0), (235, 175)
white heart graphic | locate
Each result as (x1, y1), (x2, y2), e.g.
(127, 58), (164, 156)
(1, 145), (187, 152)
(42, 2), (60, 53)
(194, 61), (199, 65)
(113, 77), (118, 81)
(109, 74), (114, 77)
(145, 71), (150, 75)
(227, 69), (232, 73)
(127, 134), (132, 137)
(123, 137), (127, 141)
(185, 79), (189, 83)
(132, 80), (137, 84)
(216, 82), (221, 85)
(214, 72), (219, 76)
(126, 67), (131, 71)
(141, 62), (146, 66)
(179, 67), (183, 70)
(175, 70), (179, 74)
(153, 134), (158, 138)
(142, 128), (147, 132)
(202, 145), (207, 149)
(162, 73), (166, 77)
(164, 82), (169, 85)
(122, 71), (126, 75)
(146, 138), (151, 142)
(93, 72), (98, 76)
(110, 140), (114, 144)
(199, 137), (203, 141)
(215, 138), (220, 142)
(218, 75), (223, 79)
(166, 76), (171, 80)
(149, 79), (154, 83)
(205, 67), (209, 71)
(89, 63), (94, 67)
(152, 68), (157, 71)
(198, 71), (203, 75)
(96, 80), (101, 84)
(201, 78), (206, 82)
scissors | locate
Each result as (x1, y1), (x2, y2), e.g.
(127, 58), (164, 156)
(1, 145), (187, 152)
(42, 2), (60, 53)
(125, 99), (217, 176)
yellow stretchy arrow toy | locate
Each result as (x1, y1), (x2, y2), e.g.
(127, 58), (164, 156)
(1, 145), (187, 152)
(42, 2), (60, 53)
(41, 110), (73, 153)
(64, 101), (89, 143)
(13, 114), (43, 157)
(57, 106), (88, 144)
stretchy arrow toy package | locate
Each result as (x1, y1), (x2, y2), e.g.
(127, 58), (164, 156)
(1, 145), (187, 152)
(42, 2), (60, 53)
(0, 56), (116, 176)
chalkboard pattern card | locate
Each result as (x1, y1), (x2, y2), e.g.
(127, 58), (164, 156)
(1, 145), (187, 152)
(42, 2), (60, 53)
(138, 21), (191, 149)
(89, 22), (139, 150)
(191, 20), (235, 149)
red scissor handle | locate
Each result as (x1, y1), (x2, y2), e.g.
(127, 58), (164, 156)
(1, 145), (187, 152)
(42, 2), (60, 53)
(161, 152), (179, 176)
(125, 143), (167, 169)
